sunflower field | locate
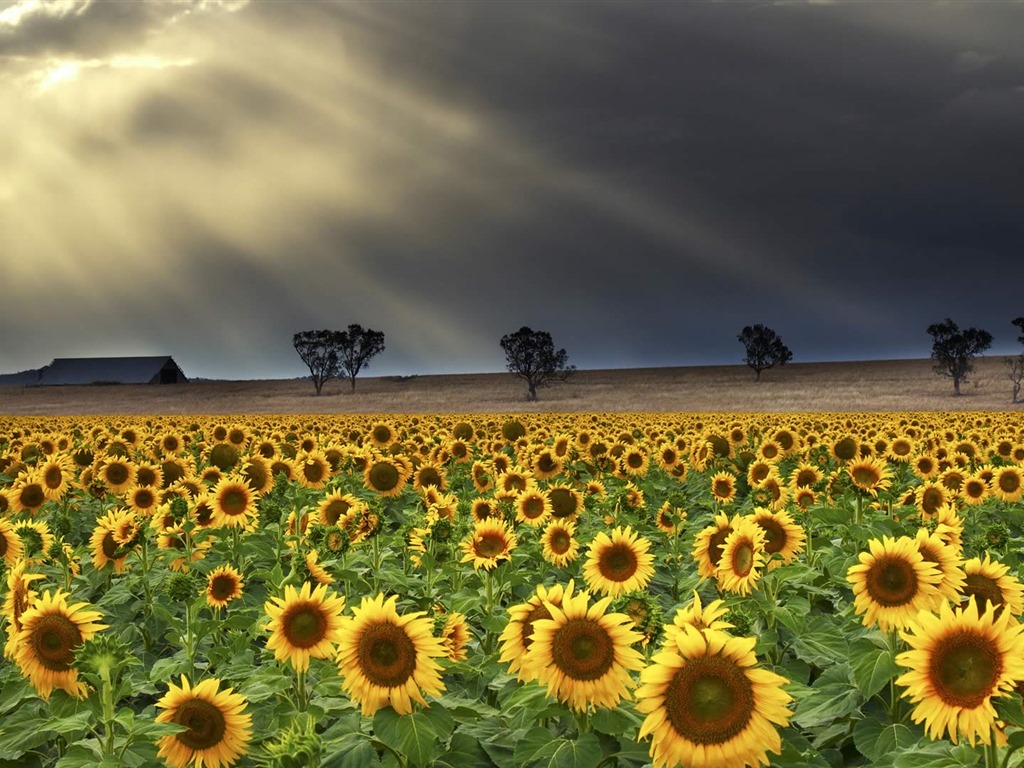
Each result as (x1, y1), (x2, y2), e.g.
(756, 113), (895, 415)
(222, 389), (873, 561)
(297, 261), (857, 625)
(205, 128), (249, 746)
(2, 412), (1024, 768)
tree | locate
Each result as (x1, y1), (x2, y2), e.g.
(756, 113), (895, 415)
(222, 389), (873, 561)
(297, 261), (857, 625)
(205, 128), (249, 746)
(926, 318), (993, 396)
(293, 329), (343, 395)
(293, 324), (385, 395)
(1010, 317), (1024, 403)
(1013, 316), (1024, 346)
(737, 324), (793, 381)
(500, 326), (575, 401)
(336, 324), (386, 392)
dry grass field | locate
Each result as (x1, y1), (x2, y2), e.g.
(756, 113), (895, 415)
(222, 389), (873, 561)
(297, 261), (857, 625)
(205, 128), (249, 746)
(1, 356), (1021, 415)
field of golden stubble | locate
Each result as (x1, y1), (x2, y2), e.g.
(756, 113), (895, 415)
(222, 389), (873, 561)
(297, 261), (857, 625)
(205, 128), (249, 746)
(1, 357), (1021, 415)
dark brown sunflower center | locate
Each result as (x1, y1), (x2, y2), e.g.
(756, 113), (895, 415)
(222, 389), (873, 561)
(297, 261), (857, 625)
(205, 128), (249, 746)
(105, 464), (130, 486)
(663, 655), (755, 745)
(866, 556), (919, 607)
(282, 604), (328, 648)
(368, 463), (400, 492)
(549, 529), (571, 554)
(599, 543), (638, 582)
(243, 462), (268, 491)
(475, 532), (507, 559)
(708, 528), (733, 568)
(101, 530), (120, 559)
(892, 441), (911, 456)
(626, 453), (644, 469)
(357, 622), (417, 687)
(522, 496), (546, 519)
(731, 541), (755, 576)
(0, 534), (7, 557)
(220, 488), (249, 516)
(541, 488), (575, 519)
(538, 454), (559, 473)
(31, 613), (83, 672)
(134, 489), (156, 509)
(757, 520), (784, 555)
(303, 461), (326, 483)
(921, 488), (945, 515)
(751, 465), (771, 483)
(999, 473), (1021, 494)
(930, 632), (1002, 709)
(44, 466), (63, 489)
(322, 500), (350, 525)
(965, 480), (986, 499)
(551, 618), (615, 681)
(522, 604), (553, 651)
(834, 438), (857, 461)
(210, 574), (239, 602)
(962, 575), (1004, 614)
(852, 466), (881, 487)
(795, 469), (817, 488)
(712, 480), (732, 498)
(20, 484), (45, 509)
(173, 698), (228, 751)
(418, 469), (441, 488)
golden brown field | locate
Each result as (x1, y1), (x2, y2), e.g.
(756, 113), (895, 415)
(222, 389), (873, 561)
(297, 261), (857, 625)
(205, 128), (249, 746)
(1, 356), (1021, 415)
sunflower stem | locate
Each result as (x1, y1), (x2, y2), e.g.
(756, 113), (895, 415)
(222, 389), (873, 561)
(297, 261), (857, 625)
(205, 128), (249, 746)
(574, 707), (591, 735)
(854, 493), (863, 526)
(483, 569), (496, 655)
(296, 668), (308, 712)
(99, 665), (117, 758)
(887, 629), (903, 724)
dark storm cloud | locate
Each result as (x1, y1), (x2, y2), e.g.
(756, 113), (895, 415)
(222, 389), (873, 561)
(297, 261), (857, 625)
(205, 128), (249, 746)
(2, 1), (1023, 380)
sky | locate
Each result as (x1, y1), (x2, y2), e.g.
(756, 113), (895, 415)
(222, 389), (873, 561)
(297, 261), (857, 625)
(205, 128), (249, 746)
(1, 0), (1023, 381)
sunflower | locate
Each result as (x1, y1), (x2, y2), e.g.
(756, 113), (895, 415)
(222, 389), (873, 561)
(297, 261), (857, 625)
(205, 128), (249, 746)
(959, 554), (1024, 618)
(38, 456), (73, 501)
(912, 528), (966, 605)
(363, 455), (408, 498)
(527, 589), (645, 712)
(295, 451), (332, 490)
(916, 482), (949, 519)
(636, 625), (792, 768)
(847, 456), (892, 496)
(460, 518), (517, 571)
(716, 517), (767, 596)
(440, 611), (471, 662)
(0, 518), (24, 567)
(125, 484), (160, 517)
(499, 581), (576, 682)
(655, 502), (686, 536)
(317, 491), (362, 527)
(533, 449), (564, 480)
(708, 471), (737, 505)
(662, 591), (734, 648)
(847, 536), (943, 631)
(961, 474), (989, 506)
(12, 589), (106, 699)
(541, 519), (580, 568)
(791, 462), (823, 489)
(304, 550), (334, 586)
(470, 460), (493, 494)
(692, 513), (735, 579)
(239, 456), (273, 495)
(89, 511), (135, 574)
(547, 484), (584, 521)
(2, 560), (46, 660)
(516, 484), (551, 526)
(206, 565), (245, 609)
(619, 446), (649, 477)
(264, 582), (347, 672)
(8, 470), (48, 515)
(745, 460), (776, 488)
(895, 599), (1024, 746)
(752, 508), (805, 569)
(990, 466), (1023, 503)
(934, 505), (964, 555)
(336, 593), (446, 716)
(98, 457), (136, 495)
(155, 676), (253, 768)
(583, 526), (655, 598)
(211, 478), (256, 529)
(412, 462), (447, 493)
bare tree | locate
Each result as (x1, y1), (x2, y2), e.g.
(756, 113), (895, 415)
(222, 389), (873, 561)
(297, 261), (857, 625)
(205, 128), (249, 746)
(926, 318), (993, 396)
(293, 330), (342, 395)
(737, 324), (793, 381)
(500, 326), (575, 401)
(336, 324), (386, 392)
(1007, 357), (1024, 404)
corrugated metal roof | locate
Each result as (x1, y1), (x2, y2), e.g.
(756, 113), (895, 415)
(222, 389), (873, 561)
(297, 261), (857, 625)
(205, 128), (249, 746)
(36, 356), (187, 386)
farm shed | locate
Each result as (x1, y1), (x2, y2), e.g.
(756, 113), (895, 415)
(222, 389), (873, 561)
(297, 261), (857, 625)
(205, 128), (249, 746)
(35, 356), (189, 386)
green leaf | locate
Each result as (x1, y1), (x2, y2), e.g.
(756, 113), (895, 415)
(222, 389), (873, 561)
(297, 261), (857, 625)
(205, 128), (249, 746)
(148, 655), (191, 684)
(322, 733), (381, 768)
(891, 741), (981, 767)
(850, 638), (898, 699)
(514, 726), (558, 766)
(434, 733), (493, 768)
(853, 716), (919, 762)
(372, 707), (439, 768)
(791, 621), (848, 667)
(55, 743), (103, 768)
(793, 682), (861, 728)
(547, 734), (602, 768)
(590, 703), (643, 735)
